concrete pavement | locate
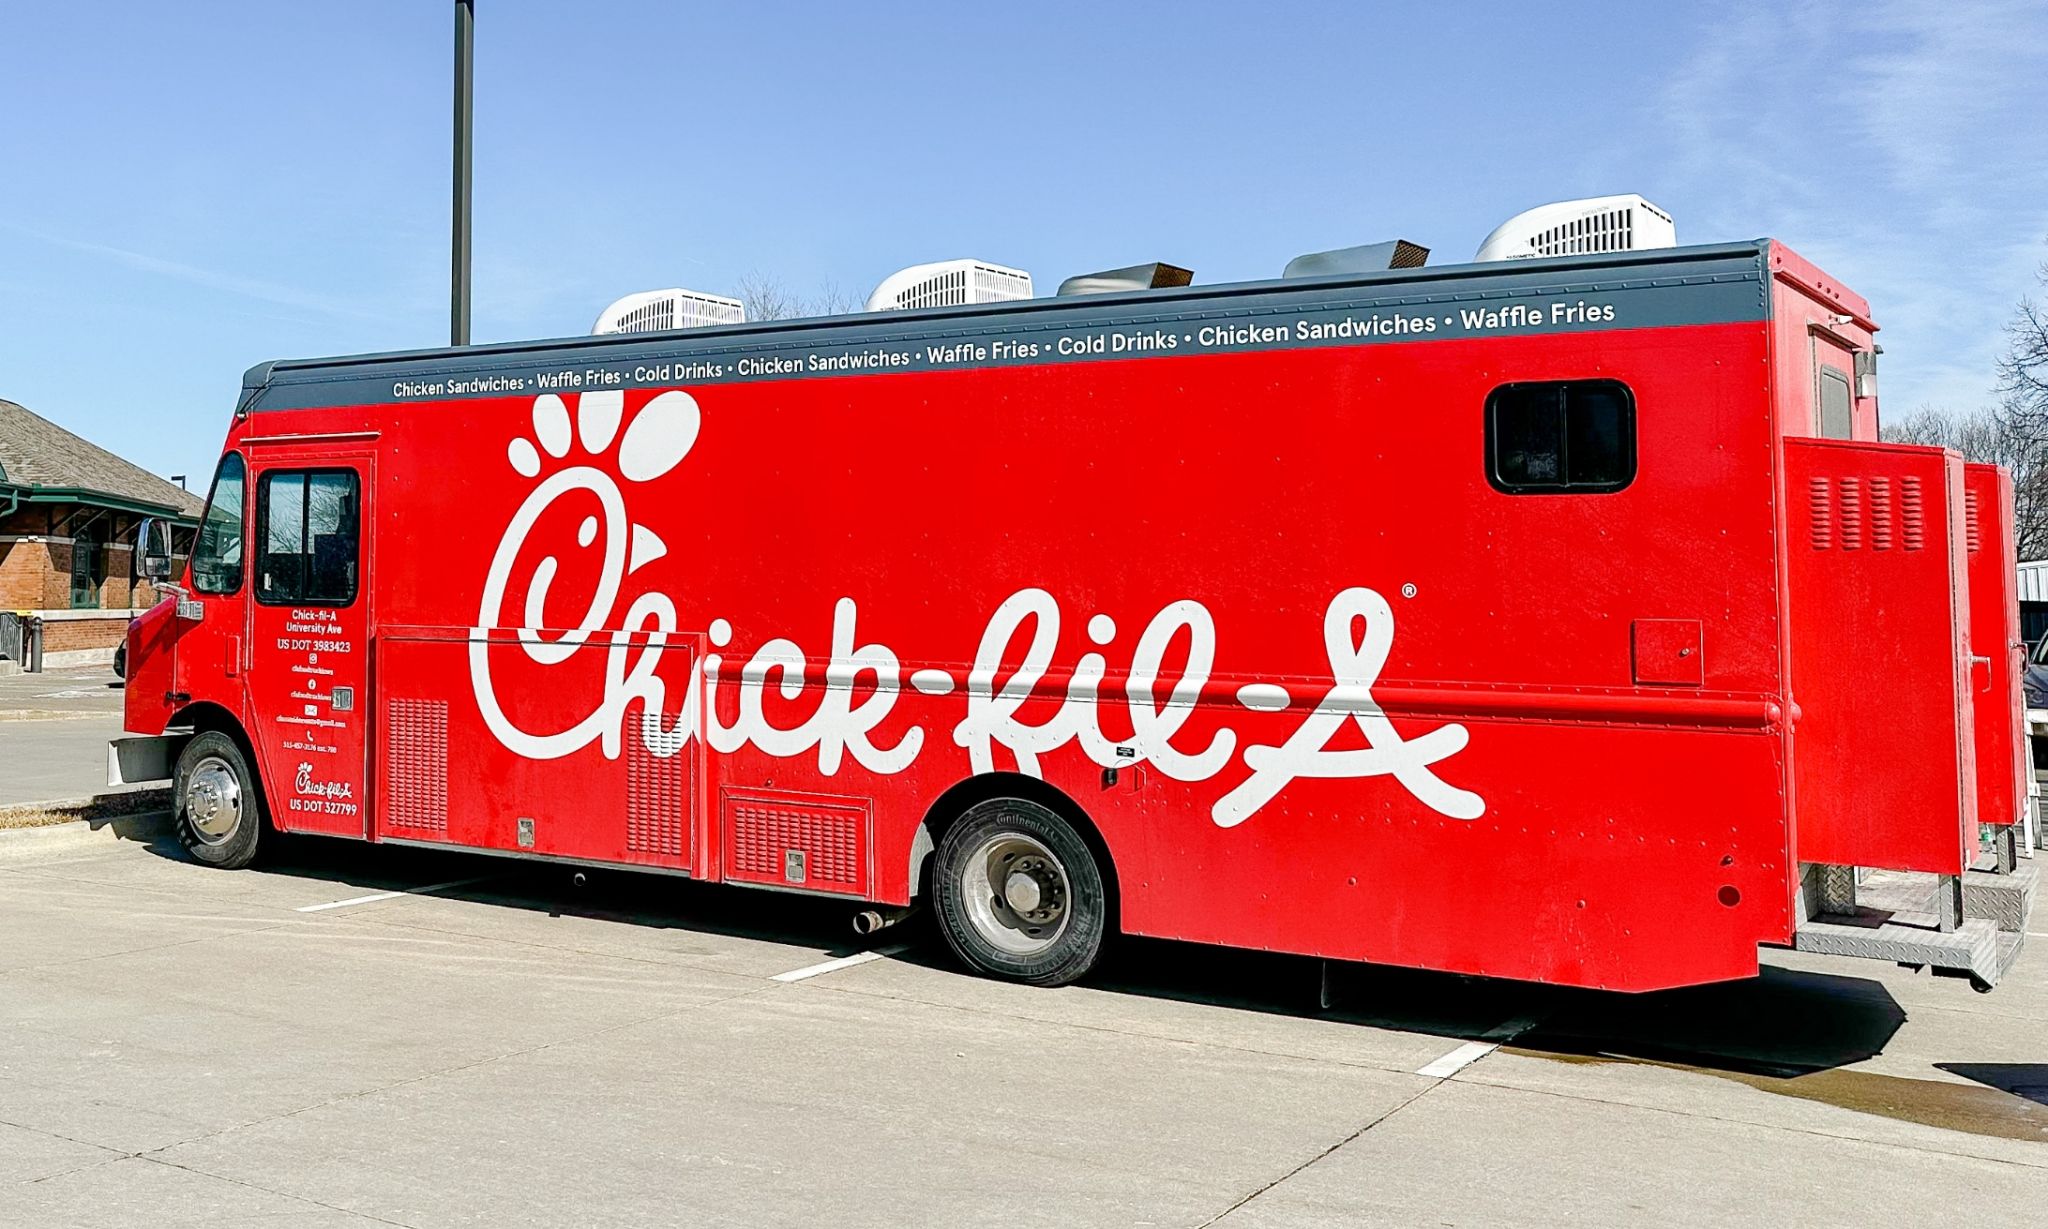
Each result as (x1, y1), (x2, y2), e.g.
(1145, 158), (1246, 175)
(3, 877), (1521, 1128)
(1, 830), (2044, 1226)
(0, 666), (138, 808)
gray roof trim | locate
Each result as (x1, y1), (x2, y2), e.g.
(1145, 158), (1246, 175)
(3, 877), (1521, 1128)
(240, 241), (1773, 415)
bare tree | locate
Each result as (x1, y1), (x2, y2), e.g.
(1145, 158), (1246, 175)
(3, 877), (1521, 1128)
(1880, 257), (2048, 561)
(733, 273), (863, 322)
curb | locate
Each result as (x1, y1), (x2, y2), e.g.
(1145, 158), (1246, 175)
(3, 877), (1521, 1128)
(0, 808), (174, 861)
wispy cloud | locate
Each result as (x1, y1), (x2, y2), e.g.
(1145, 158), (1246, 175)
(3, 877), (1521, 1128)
(1646, 0), (2048, 414)
(0, 218), (385, 322)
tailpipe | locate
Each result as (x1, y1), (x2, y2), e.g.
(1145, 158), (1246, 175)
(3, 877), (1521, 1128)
(852, 905), (918, 936)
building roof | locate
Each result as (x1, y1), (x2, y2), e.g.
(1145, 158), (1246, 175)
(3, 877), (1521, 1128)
(0, 399), (204, 522)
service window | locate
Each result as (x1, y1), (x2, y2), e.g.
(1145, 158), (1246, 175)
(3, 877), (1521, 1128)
(257, 469), (360, 606)
(190, 452), (246, 595)
(1486, 380), (1636, 494)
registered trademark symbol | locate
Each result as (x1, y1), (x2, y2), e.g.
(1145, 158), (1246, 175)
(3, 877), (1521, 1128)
(1401, 583), (1417, 599)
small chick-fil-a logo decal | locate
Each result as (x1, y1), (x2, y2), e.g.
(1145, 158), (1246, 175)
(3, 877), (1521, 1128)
(470, 391), (1483, 827)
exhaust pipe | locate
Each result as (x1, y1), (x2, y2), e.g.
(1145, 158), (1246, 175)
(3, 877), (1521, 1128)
(852, 905), (917, 936)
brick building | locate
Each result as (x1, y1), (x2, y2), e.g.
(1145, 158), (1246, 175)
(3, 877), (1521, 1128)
(1, 398), (202, 668)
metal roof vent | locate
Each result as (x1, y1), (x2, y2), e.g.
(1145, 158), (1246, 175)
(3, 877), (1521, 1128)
(592, 288), (746, 335)
(1056, 262), (1194, 297)
(864, 260), (1033, 312)
(1473, 194), (1675, 262)
(1281, 241), (1429, 279)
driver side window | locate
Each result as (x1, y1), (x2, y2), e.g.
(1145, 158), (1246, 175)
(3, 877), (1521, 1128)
(190, 452), (246, 595)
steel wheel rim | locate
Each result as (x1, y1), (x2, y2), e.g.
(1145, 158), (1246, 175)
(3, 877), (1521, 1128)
(184, 755), (243, 845)
(959, 831), (1071, 957)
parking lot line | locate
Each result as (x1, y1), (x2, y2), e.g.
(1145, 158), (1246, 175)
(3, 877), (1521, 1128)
(1413, 1014), (1546, 1078)
(1414, 1040), (1497, 1078)
(770, 944), (912, 983)
(295, 876), (492, 913)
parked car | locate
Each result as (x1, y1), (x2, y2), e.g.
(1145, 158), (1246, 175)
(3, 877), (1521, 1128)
(112, 616), (136, 679)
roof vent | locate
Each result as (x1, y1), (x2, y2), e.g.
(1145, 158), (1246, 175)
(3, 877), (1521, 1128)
(592, 288), (746, 335)
(1056, 262), (1194, 297)
(1281, 240), (1428, 279)
(1473, 194), (1675, 262)
(864, 260), (1033, 312)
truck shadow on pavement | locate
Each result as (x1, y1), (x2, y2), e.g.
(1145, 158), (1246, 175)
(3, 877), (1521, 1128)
(136, 834), (2048, 1143)
(144, 834), (1917, 1076)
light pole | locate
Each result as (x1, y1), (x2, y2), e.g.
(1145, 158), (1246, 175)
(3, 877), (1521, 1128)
(451, 0), (474, 346)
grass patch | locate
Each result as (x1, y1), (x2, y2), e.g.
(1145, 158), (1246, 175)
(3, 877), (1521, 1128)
(0, 808), (76, 830)
(0, 788), (171, 831)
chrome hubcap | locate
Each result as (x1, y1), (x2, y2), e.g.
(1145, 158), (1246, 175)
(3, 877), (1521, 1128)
(185, 756), (243, 845)
(961, 833), (1071, 957)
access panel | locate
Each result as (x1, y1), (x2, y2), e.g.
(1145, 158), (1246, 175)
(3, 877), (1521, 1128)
(1784, 439), (1975, 874)
(374, 627), (703, 871)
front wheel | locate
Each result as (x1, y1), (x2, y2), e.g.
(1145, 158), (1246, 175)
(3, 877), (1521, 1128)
(174, 730), (263, 869)
(932, 797), (1109, 986)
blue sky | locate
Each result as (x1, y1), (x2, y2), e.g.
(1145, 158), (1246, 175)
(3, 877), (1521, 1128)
(3, 1), (2045, 482)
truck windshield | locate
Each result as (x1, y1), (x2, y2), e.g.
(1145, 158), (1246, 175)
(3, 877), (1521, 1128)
(190, 452), (246, 595)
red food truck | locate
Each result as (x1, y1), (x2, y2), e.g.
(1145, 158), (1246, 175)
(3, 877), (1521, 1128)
(115, 201), (2036, 991)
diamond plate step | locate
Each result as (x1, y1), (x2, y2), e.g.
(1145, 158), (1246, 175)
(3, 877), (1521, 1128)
(1964, 863), (2037, 933)
(1793, 914), (2008, 988)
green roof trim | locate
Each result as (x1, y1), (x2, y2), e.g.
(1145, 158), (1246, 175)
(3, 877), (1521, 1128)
(1, 482), (200, 525)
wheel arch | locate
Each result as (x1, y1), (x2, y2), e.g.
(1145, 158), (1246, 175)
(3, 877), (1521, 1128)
(909, 773), (1121, 925)
(169, 701), (266, 795)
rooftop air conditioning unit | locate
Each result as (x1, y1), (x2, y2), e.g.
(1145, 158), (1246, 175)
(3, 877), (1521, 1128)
(864, 260), (1033, 312)
(592, 288), (746, 335)
(1056, 262), (1194, 297)
(1281, 240), (1429, 279)
(1472, 195), (1675, 262)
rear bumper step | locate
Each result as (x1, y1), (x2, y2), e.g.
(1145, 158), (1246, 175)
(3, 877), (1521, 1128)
(1791, 863), (2034, 990)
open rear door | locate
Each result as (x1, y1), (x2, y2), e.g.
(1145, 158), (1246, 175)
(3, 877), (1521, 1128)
(1784, 438), (1975, 876)
(1963, 462), (2027, 836)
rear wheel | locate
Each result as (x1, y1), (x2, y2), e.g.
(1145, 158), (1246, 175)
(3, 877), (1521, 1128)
(174, 730), (263, 869)
(932, 797), (1108, 986)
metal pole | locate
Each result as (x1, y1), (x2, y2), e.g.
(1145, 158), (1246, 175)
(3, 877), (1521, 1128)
(451, 0), (474, 346)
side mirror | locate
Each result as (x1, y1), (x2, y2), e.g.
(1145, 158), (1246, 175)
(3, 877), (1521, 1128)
(138, 518), (174, 580)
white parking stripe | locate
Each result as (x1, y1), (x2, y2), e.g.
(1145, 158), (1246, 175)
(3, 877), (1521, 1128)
(1415, 1041), (1498, 1078)
(771, 943), (911, 983)
(1413, 1015), (1546, 1079)
(296, 876), (491, 913)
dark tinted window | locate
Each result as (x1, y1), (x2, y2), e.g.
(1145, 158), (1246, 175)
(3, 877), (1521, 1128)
(257, 469), (360, 605)
(1818, 366), (1852, 439)
(191, 452), (246, 595)
(1486, 380), (1636, 493)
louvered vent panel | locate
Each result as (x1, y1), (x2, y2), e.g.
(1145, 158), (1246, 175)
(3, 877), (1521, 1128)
(1807, 477), (1832, 549)
(626, 723), (687, 858)
(1868, 478), (1894, 550)
(723, 791), (869, 895)
(386, 699), (448, 833)
(1966, 489), (1983, 553)
(1837, 477), (1863, 549)
(1530, 208), (1633, 256)
(1902, 477), (1926, 550)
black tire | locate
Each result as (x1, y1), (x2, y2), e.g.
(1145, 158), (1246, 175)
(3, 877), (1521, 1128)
(173, 730), (264, 869)
(932, 797), (1109, 987)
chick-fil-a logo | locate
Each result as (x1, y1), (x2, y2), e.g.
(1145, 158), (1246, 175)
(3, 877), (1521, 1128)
(469, 391), (1483, 827)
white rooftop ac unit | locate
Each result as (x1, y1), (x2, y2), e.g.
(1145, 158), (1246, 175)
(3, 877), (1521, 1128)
(592, 288), (746, 335)
(864, 260), (1033, 312)
(1473, 195), (1676, 262)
